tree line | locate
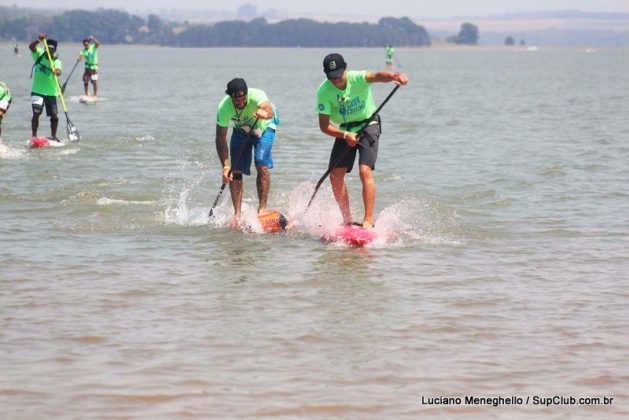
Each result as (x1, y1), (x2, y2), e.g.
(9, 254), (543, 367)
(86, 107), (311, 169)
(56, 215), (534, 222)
(0, 7), (432, 47)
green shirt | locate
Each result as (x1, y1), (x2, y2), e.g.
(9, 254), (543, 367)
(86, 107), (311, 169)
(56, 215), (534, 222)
(31, 47), (61, 96)
(316, 70), (376, 131)
(81, 44), (98, 70)
(216, 88), (276, 132)
(0, 81), (11, 103)
(386, 46), (395, 59)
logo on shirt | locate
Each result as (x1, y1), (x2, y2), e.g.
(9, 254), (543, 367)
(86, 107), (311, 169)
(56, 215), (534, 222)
(318, 103), (324, 111)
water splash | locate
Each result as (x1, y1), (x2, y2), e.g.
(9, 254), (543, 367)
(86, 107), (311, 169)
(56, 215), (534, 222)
(374, 198), (462, 246)
(0, 140), (26, 159)
(164, 167), (463, 245)
(164, 172), (209, 226)
(280, 182), (462, 247)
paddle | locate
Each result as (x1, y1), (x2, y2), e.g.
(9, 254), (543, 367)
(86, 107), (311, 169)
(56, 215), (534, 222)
(303, 84), (400, 214)
(61, 59), (80, 94)
(43, 38), (81, 143)
(208, 118), (259, 218)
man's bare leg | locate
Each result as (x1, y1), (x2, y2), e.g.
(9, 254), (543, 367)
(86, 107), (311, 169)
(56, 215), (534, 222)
(330, 167), (352, 225)
(359, 164), (375, 229)
(256, 164), (270, 216)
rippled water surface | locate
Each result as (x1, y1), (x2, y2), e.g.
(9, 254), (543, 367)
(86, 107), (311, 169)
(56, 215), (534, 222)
(1, 45), (628, 418)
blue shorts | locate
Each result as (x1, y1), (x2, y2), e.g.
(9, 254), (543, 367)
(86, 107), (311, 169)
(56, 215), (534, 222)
(230, 127), (275, 175)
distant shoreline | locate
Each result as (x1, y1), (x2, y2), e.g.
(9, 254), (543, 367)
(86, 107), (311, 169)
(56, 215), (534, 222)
(5, 42), (626, 50)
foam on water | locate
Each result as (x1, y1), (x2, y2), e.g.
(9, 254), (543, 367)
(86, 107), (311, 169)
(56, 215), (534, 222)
(97, 197), (156, 206)
(0, 140), (26, 160)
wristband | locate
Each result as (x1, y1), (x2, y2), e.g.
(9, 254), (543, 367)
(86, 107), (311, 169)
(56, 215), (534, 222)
(343, 131), (349, 140)
(223, 165), (231, 171)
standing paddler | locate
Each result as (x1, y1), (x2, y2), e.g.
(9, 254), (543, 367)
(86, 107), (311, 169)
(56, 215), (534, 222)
(315, 53), (408, 229)
(77, 35), (100, 97)
(29, 33), (62, 141)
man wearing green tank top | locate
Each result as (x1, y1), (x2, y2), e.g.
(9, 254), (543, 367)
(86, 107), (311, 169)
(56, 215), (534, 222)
(78, 35), (100, 97)
(29, 33), (62, 140)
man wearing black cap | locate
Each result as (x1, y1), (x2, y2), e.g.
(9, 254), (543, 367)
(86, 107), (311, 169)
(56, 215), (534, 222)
(29, 32), (62, 140)
(316, 53), (408, 229)
(215, 78), (278, 226)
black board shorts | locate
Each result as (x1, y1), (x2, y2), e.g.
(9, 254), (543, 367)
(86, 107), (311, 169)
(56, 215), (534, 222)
(328, 121), (381, 173)
(31, 93), (58, 116)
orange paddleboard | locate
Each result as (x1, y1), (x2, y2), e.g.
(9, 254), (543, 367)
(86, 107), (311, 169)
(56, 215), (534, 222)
(258, 211), (289, 233)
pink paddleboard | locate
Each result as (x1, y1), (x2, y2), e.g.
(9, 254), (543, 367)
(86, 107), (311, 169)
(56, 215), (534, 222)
(325, 225), (377, 246)
(26, 137), (65, 149)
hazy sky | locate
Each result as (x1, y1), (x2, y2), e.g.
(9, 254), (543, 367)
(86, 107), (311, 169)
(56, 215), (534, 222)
(3, 0), (629, 18)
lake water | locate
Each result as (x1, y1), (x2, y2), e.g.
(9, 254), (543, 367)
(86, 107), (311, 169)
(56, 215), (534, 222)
(1, 45), (628, 418)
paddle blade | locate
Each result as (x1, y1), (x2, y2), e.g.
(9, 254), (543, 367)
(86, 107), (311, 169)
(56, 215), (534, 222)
(61, 82), (68, 94)
(208, 183), (228, 218)
(66, 115), (81, 143)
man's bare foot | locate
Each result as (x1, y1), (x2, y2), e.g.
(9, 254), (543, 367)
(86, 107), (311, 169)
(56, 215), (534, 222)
(362, 220), (374, 230)
(228, 215), (242, 228)
(258, 208), (270, 217)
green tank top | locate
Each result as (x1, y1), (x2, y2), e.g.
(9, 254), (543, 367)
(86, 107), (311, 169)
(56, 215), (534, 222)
(31, 48), (61, 96)
(81, 44), (99, 70)
(0, 81), (11, 102)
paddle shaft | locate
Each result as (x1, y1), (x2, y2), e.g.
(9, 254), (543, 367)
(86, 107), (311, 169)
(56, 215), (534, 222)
(61, 59), (80, 94)
(43, 38), (81, 142)
(43, 39), (69, 113)
(304, 84), (401, 212)
(208, 118), (260, 218)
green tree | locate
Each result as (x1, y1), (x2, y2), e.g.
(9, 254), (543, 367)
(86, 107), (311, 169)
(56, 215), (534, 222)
(455, 22), (479, 45)
(0, 7), (432, 48)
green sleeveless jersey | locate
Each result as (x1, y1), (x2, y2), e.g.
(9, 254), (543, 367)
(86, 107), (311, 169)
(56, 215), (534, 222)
(31, 47), (62, 96)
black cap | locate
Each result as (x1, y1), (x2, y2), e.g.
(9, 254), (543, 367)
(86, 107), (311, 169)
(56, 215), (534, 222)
(225, 78), (248, 97)
(47, 39), (58, 49)
(323, 53), (346, 78)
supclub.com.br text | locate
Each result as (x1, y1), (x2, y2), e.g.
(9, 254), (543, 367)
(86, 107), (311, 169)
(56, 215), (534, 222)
(420, 395), (615, 407)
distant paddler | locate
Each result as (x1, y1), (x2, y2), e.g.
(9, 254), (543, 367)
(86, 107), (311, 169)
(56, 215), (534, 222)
(77, 35), (100, 97)
(385, 45), (395, 69)
(29, 33), (62, 141)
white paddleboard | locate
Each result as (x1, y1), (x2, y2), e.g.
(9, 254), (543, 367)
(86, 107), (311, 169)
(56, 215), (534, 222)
(78, 95), (104, 104)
